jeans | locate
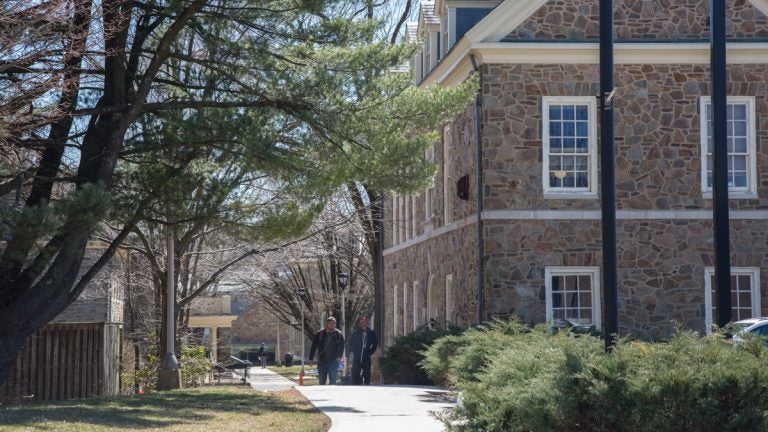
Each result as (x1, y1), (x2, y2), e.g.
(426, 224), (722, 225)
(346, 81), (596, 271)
(351, 357), (371, 385)
(317, 361), (338, 385)
(259, 356), (267, 368)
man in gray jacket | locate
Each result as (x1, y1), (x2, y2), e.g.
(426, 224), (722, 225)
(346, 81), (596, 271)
(309, 317), (345, 385)
(348, 316), (377, 385)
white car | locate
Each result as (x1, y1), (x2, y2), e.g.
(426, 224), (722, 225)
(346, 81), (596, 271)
(730, 318), (768, 345)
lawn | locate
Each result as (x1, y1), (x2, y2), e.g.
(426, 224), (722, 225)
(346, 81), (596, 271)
(268, 365), (320, 385)
(0, 385), (330, 432)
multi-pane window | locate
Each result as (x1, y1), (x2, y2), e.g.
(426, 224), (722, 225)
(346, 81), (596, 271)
(424, 146), (435, 232)
(700, 97), (756, 197)
(391, 194), (398, 245)
(445, 274), (453, 325)
(443, 125), (453, 223)
(413, 281), (420, 331)
(545, 267), (601, 328)
(393, 284), (399, 336)
(542, 97), (598, 196)
(704, 267), (761, 333)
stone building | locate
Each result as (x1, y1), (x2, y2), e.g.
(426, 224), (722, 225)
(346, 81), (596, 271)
(384, 0), (768, 345)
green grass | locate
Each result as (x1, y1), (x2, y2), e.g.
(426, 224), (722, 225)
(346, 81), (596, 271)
(0, 385), (330, 431)
(268, 366), (320, 385)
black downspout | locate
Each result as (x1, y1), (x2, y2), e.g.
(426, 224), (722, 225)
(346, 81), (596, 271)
(600, 0), (619, 351)
(470, 54), (485, 324)
(710, 0), (732, 327)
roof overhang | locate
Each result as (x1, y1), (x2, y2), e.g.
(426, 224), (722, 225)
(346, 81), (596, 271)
(423, 42), (768, 87)
(420, 0), (768, 87)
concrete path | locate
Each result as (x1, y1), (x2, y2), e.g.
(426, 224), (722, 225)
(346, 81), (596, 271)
(296, 384), (453, 432)
(244, 367), (296, 391)
(244, 367), (454, 431)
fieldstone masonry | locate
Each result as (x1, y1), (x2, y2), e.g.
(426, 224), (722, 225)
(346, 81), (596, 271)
(384, 0), (768, 346)
(506, 0), (768, 41)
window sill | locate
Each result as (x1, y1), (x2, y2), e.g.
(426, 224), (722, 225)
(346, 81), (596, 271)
(702, 192), (758, 200)
(543, 192), (599, 200)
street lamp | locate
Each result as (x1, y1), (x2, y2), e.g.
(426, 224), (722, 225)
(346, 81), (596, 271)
(338, 272), (349, 340)
(298, 287), (306, 383)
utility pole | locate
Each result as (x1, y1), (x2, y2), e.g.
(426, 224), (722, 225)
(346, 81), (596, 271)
(600, 0), (619, 352)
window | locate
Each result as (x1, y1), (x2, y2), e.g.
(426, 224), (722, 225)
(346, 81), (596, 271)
(443, 125), (453, 223)
(403, 283), (409, 334)
(704, 267), (761, 333)
(542, 97), (598, 197)
(399, 195), (406, 243)
(545, 267), (601, 328)
(391, 194), (396, 245)
(699, 97), (757, 198)
(393, 284), (399, 336)
(445, 274), (453, 325)
(424, 146), (435, 232)
(413, 281), (420, 331)
(404, 194), (411, 240)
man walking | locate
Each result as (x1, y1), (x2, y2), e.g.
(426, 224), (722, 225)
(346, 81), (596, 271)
(349, 316), (377, 385)
(257, 343), (267, 369)
(309, 317), (345, 385)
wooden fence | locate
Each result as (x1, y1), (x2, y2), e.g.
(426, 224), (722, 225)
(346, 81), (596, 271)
(0, 323), (121, 402)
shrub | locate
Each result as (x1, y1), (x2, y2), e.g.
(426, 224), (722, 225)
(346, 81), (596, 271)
(379, 323), (464, 385)
(424, 322), (768, 432)
(180, 345), (212, 388)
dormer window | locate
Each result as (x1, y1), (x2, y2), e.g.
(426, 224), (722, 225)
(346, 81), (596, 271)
(443, 1), (499, 51)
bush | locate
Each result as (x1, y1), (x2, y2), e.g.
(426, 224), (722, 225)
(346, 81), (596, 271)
(423, 321), (768, 432)
(379, 323), (464, 385)
(180, 345), (212, 387)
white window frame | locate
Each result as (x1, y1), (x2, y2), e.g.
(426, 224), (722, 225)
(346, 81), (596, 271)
(404, 194), (411, 240)
(424, 146), (436, 233)
(393, 284), (399, 336)
(704, 267), (761, 334)
(413, 281), (420, 331)
(399, 195), (406, 243)
(443, 125), (453, 224)
(392, 194), (398, 245)
(403, 282), (409, 334)
(545, 267), (601, 329)
(542, 97), (599, 198)
(699, 96), (757, 199)
(445, 274), (454, 324)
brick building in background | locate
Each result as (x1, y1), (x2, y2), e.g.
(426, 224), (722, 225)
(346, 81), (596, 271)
(384, 0), (768, 346)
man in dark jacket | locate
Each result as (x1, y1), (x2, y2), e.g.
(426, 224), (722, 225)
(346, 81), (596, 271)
(309, 317), (345, 385)
(348, 316), (377, 385)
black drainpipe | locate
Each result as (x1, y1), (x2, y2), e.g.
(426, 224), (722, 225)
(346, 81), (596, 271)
(470, 53), (485, 324)
(600, 0), (619, 352)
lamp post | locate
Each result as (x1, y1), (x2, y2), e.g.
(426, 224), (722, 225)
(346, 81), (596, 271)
(159, 226), (180, 390)
(338, 272), (349, 339)
(298, 287), (306, 383)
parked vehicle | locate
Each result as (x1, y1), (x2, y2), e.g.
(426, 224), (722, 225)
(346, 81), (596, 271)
(730, 317), (768, 345)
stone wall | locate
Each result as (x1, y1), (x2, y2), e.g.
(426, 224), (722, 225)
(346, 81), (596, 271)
(384, 100), (478, 249)
(383, 223), (478, 346)
(505, 0), (768, 41)
(484, 218), (768, 340)
(481, 62), (768, 211)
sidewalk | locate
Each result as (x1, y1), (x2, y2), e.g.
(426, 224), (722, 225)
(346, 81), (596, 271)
(245, 366), (296, 391)
(245, 368), (454, 432)
(297, 384), (453, 432)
